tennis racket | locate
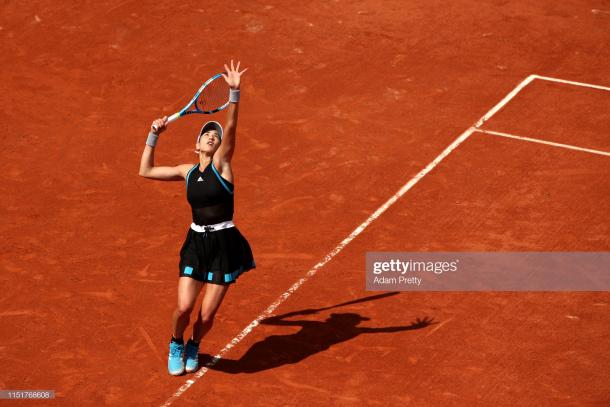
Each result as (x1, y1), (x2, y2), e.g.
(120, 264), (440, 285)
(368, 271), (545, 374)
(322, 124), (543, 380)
(152, 73), (230, 132)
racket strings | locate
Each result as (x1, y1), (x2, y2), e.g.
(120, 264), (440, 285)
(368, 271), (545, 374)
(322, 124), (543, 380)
(198, 78), (229, 112)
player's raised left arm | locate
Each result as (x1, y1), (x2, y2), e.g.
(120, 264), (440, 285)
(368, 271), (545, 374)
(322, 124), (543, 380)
(216, 60), (248, 164)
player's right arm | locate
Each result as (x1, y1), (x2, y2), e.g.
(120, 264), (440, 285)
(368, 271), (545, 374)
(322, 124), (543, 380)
(139, 116), (193, 181)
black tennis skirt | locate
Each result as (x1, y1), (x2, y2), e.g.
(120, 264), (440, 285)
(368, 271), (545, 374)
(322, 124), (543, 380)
(178, 225), (255, 285)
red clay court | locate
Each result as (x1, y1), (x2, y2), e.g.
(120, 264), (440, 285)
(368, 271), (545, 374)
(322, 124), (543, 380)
(1, 1), (609, 406)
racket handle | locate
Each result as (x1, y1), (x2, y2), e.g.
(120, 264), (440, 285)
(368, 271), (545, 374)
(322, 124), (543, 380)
(167, 113), (180, 123)
(151, 113), (180, 132)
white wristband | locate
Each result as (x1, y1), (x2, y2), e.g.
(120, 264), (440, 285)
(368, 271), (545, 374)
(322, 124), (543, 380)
(229, 88), (240, 103)
(146, 132), (159, 147)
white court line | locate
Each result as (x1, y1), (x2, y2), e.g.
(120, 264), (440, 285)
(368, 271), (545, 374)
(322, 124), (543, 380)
(475, 129), (610, 157)
(533, 75), (610, 92)
(474, 75), (536, 128)
(160, 76), (537, 406)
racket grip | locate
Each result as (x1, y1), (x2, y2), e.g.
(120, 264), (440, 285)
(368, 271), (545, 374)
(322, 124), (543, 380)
(151, 113), (180, 132)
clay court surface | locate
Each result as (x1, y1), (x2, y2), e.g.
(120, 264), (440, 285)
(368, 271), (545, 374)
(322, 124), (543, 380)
(1, 1), (609, 405)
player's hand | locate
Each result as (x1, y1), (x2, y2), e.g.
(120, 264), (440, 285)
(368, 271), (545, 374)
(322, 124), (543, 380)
(151, 116), (168, 134)
(222, 60), (248, 90)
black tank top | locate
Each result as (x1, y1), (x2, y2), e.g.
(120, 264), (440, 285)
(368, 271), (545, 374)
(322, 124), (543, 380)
(185, 162), (234, 225)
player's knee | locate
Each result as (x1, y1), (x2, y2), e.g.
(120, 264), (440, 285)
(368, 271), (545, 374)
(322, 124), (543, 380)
(175, 303), (194, 316)
(198, 311), (215, 325)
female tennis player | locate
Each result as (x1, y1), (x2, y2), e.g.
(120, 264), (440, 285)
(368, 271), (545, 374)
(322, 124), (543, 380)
(138, 61), (255, 375)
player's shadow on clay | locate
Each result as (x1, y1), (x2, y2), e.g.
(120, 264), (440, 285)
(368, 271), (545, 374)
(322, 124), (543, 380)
(198, 292), (435, 374)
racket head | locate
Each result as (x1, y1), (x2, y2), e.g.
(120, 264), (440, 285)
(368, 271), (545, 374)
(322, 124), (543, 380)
(194, 73), (230, 114)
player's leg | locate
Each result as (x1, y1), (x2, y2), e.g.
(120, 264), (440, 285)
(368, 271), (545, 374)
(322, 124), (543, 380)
(185, 283), (230, 372)
(168, 276), (204, 375)
(172, 277), (204, 338)
(192, 283), (230, 341)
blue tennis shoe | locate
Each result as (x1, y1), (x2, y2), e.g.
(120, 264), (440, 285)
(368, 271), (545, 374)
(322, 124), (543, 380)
(168, 341), (185, 376)
(185, 340), (200, 373)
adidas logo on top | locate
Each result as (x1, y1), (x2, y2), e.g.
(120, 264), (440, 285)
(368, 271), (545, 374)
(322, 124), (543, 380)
(197, 176), (203, 182)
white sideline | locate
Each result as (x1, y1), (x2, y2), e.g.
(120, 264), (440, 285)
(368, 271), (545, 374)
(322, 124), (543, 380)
(474, 75), (537, 128)
(476, 129), (610, 157)
(160, 127), (479, 406)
